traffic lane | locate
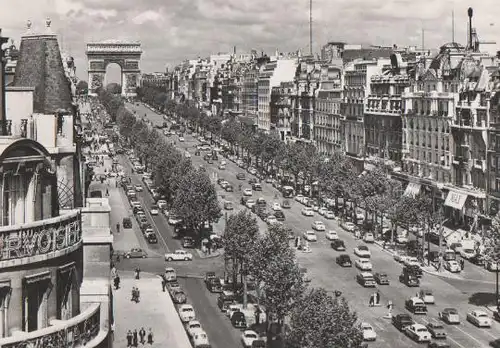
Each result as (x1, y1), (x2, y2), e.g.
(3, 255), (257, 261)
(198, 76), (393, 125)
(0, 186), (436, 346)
(179, 277), (243, 348)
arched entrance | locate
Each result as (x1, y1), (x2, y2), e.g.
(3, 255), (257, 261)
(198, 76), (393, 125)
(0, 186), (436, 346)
(85, 40), (143, 97)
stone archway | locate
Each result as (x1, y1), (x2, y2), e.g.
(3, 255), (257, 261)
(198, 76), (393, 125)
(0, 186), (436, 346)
(85, 40), (142, 97)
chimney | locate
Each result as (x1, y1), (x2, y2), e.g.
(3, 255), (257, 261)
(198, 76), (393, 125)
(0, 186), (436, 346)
(468, 7), (473, 50)
(0, 28), (9, 135)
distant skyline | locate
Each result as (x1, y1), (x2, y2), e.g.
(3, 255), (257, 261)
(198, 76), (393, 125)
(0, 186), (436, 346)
(1, 0), (499, 82)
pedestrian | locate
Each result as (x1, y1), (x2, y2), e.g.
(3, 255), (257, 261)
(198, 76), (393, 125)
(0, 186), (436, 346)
(126, 330), (133, 347)
(131, 287), (136, 302)
(135, 267), (141, 280)
(369, 294), (374, 307)
(114, 275), (120, 290)
(111, 266), (117, 279)
(147, 328), (154, 344)
(106, 188), (109, 196)
(116, 223), (120, 234)
(460, 258), (465, 270)
(139, 327), (146, 344)
(161, 277), (167, 292)
(254, 306), (261, 325)
(111, 321), (115, 341)
(375, 291), (380, 306)
(135, 287), (141, 303)
(132, 329), (138, 347)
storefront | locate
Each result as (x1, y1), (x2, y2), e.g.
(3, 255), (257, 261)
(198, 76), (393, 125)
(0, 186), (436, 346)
(443, 188), (485, 232)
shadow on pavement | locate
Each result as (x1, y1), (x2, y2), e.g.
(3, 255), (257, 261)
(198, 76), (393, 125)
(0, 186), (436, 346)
(468, 292), (496, 306)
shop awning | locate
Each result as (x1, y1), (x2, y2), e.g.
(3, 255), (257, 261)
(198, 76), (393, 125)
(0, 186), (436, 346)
(444, 190), (468, 210)
(404, 182), (421, 197)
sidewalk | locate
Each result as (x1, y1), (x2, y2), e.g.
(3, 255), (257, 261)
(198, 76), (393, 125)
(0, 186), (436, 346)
(113, 271), (192, 348)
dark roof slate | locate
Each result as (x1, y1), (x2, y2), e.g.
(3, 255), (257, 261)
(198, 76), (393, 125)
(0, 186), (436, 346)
(13, 35), (72, 115)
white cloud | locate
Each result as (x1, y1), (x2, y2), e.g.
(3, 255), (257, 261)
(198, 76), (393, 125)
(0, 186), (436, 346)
(131, 10), (162, 25)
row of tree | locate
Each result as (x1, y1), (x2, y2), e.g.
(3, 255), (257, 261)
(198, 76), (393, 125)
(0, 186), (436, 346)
(97, 87), (222, 239)
(224, 211), (363, 348)
(136, 86), (442, 243)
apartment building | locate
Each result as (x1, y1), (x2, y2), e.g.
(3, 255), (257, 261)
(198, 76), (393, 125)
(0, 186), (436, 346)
(292, 58), (319, 141)
(270, 81), (295, 141)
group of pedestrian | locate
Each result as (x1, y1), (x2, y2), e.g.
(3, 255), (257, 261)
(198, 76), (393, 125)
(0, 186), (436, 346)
(111, 266), (121, 290)
(126, 328), (154, 347)
(368, 291), (381, 307)
(131, 286), (141, 303)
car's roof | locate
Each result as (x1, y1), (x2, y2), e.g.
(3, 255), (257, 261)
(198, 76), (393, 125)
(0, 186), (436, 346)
(360, 272), (373, 277)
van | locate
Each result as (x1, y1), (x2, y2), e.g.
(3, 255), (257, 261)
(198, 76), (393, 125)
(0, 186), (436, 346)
(217, 290), (235, 313)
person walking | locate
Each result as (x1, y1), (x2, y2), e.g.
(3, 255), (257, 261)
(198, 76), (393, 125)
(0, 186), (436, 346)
(375, 291), (380, 306)
(139, 327), (146, 344)
(132, 329), (138, 347)
(147, 328), (154, 344)
(135, 267), (141, 280)
(116, 223), (120, 234)
(161, 277), (167, 292)
(131, 287), (136, 302)
(126, 330), (133, 347)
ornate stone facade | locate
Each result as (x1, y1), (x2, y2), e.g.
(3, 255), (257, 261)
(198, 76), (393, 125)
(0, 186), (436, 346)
(86, 40), (142, 97)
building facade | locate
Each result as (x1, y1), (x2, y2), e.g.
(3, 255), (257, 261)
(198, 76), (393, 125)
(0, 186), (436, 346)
(270, 82), (295, 141)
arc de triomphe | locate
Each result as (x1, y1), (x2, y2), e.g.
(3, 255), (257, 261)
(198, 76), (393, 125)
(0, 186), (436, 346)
(86, 40), (142, 97)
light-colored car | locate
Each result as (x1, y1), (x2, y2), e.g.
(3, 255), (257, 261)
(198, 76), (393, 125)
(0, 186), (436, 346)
(354, 245), (371, 258)
(326, 230), (339, 240)
(467, 310), (491, 327)
(266, 215), (278, 225)
(226, 304), (243, 319)
(405, 323), (431, 343)
(243, 188), (253, 196)
(134, 184), (143, 192)
(295, 194), (305, 202)
(218, 164), (226, 170)
(241, 330), (259, 348)
(438, 308), (460, 324)
(341, 221), (356, 232)
(418, 289), (435, 304)
(355, 258), (373, 271)
(245, 199), (256, 209)
(185, 151), (191, 158)
(192, 330), (209, 347)
(164, 267), (177, 282)
(460, 248), (476, 260)
(325, 211), (336, 219)
(165, 250), (193, 261)
(178, 304), (196, 323)
(318, 207), (328, 216)
(168, 215), (182, 225)
(403, 257), (419, 267)
(312, 221), (326, 231)
(186, 320), (203, 337)
(302, 230), (318, 242)
(272, 203), (282, 211)
(178, 137), (185, 142)
(157, 199), (168, 210)
(301, 207), (314, 217)
(360, 322), (377, 341)
(363, 233), (375, 243)
(444, 260), (461, 273)
(150, 205), (159, 215)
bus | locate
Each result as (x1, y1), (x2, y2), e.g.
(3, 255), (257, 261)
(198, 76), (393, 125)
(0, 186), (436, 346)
(282, 186), (295, 198)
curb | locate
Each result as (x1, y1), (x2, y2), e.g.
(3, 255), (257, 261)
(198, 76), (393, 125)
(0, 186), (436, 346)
(194, 249), (223, 259)
(176, 274), (205, 280)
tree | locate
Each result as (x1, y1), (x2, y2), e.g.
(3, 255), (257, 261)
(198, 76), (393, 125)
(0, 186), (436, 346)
(224, 211), (259, 307)
(287, 288), (363, 348)
(76, 80), (88, 95)
(106, 83), (122, 95)
(171, 169), (221, 239)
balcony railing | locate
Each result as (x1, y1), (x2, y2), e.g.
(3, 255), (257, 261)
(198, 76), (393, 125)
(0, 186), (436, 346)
(0, 303), (101, 348)
(0, 211), (82, 267)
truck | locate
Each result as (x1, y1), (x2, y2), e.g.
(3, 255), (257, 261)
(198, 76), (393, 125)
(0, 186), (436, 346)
(164, 250), (193, 261)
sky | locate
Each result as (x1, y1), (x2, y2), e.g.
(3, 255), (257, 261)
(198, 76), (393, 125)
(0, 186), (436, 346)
(0, 0), (499, 82)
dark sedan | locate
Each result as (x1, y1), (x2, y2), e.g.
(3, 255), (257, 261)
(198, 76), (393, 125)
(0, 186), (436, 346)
(374, 272), (390, 285)
(331, 240), (346, 251)
(336, 254), (352, 267)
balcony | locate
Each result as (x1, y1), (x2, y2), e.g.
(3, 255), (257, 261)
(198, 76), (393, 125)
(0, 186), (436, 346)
(0, 211), (82, 268)
(0, 303), (103, 348)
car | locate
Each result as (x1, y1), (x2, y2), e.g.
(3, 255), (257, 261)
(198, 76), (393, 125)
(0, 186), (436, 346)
(274, 210), (285, 221)
(363, 233), (375, 243)
(399, 271), (420, 287)
(182, 236), (195, 248)
(418, 289), (435, 304)
(392, 313), (414, 331)
(295, 194), (305, 202)
(403, 256), (419, 267)
(318, 207), (328, 216)
(178, 304), (196, 323)
(245, 199), (256, 209)
(357, 272), (376, 287)
(164, 267), (177, 282)
(157, 199), (168, 210)
(301, 207), (314, 216)
(146, 233), (158, 244)
(192, 330), (210, 347)
(341, 221), (356, 232)
(405, 323), (431, 343)
(218, 163), (226, 170)
(311, 221), (326, 231)
(331, 239), (346, 251)
(355, 259), (373, 271)
(243, 188), (253, 196)
(122, 217), (132, 229)
(302, 230), (318, 242)
(405, 297), (427, 314)
(360, 322), (377, 341)
(225, 185), (234, 192)
(168, 215), (182, 225)
(134, 184), (143, 192)
(272, 202), (282, 211)
(251, 340), (266, 348)
(241, 330), (259, 348)
(485, 260), (500, 272)
(336, 254), (352, 267)
(444, 260), (461, 273)
(150, 204), (159, 215)
(231, 311), (247, 329)
(167, 282), (181, 295)
(460, 248), (476, 259)
(374, 272), (389, 285)
(469, 254), (485, 266)
(266, 215), (278, 225)
(281, 200), (291, 209)
(252, 183), (262, 191)
(326, 230), (339, 240)
(354, 245), (371, 258)
(467, 310), (492, 327)
(428, 342), (451, 348)
(220, 180), (229, 189)
(125, 248), (147, 259)
(171, 289), (187, 304)
(324, 211), (336, 220)
(165, 250), (193, 261)
(186, 320), (203, 337)
(438, 308), (460, 324)
(237, 173), (246, 180)
(178, 136), (185, 142)
(206, 278), (222, 293)
(426, 320), (446, 339)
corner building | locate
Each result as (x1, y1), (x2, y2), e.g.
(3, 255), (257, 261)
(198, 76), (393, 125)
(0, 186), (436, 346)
(0, 21), (112, 348)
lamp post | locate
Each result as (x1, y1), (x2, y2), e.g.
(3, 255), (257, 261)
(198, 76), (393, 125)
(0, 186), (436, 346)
(496, 262), (499, 312)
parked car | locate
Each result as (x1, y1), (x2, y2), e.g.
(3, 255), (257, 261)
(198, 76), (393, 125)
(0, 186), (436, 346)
(192, 330), (210, 347)
(178, 304), (196, 323)
(241, 330), (259, 348)
(171, 290), (187, 304)
(186, 320), (203, 338)
(125, 248), (147, 259)
(231, 311), (247, 329)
